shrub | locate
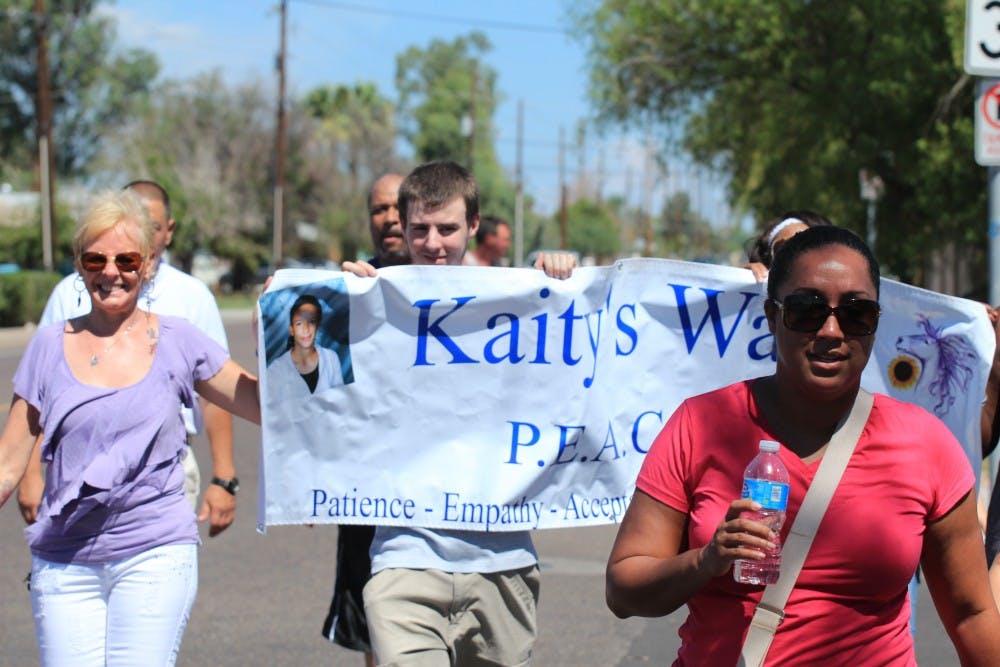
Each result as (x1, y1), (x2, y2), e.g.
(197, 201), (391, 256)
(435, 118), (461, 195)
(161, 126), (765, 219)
(0, 271), (63, 326)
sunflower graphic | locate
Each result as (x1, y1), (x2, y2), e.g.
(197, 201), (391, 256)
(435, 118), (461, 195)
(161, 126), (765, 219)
(888, 354), (921, 390)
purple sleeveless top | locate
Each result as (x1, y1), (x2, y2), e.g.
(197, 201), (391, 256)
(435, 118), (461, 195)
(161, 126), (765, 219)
(13, 315), (228, 564)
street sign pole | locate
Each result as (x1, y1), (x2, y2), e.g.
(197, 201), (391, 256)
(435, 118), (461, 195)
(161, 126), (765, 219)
(991, 167), (1000, 305)
(968, 1), (1000, 306)
(981, 79), (1000, 305)
(977, 79), (1000, 307)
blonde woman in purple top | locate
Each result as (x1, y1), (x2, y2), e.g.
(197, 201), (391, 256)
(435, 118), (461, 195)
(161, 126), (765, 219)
(0, 191), (261, 666)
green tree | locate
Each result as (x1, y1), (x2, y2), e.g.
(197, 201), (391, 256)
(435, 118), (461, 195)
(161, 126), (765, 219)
(101, 72), (275, 273)
(577, 0), (980, 287)
(103, 73), (405, 275)
(0, 0), (158, 181)
(566, 198), (621, 262)
(661, 191), (699, 256)
(303, 82), (403, 260)
(395, 32), (517, 219)
(660, 191), (732, 261)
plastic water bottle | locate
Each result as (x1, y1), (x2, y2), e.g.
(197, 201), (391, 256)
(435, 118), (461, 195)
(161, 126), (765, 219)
(733, 439), (789, 585)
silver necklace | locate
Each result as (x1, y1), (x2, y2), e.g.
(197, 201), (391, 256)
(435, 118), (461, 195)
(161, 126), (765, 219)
(89, 315), (138, 366)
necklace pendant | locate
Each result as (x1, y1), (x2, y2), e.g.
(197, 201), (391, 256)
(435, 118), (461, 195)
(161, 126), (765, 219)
(89, 354), (99, 366)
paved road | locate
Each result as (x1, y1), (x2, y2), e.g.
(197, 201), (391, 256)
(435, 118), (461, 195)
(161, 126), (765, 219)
(0, 313), (961, 665)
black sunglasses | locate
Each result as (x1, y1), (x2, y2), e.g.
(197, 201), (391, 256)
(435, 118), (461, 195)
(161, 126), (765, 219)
(80, 251), (144, 273)
(771, 294), (880, 336)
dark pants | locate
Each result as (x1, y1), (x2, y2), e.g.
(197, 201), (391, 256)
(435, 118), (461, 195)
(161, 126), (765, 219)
(322, 524), (376, 652)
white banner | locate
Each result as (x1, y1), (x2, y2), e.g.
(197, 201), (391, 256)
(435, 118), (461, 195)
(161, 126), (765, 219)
(256, 259), (994, 532)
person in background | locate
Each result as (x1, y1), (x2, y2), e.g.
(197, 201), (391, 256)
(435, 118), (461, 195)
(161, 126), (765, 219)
(464, 214), (512, 267)
(980, 306), (1000, 608)
(321, 173), (408, 667)
(742, 210), (832, 282)
(22, 180), (239, 536)
(0, 190), (260, 666)
(341, 160), (574, 666)
(607, 225), (1000, 664)
(366, 173), (409, 268)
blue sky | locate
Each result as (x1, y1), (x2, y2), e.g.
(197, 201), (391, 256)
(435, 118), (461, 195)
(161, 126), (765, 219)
(104, 0), (737, 226)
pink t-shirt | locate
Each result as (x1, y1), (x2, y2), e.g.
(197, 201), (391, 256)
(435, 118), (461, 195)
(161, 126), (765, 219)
(637, 380), (974, 666)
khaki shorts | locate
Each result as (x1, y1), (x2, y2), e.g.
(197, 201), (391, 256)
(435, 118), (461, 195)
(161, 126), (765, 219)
(364, 566), (540, 667)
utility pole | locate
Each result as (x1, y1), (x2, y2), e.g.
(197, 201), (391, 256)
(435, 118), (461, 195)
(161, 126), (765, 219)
(859, 168), (884, 253)
(35, 0), (54, 271)
(596, 145), (604, 204)
(514, 99), (524, 267)
(558, 126), (568, 250)
(695, 166), (703, 224)
(272, 0), (287, 267)
(622, 164), (632, 257)
(642, 133), (654, 256)
(632, 166), (643, 254)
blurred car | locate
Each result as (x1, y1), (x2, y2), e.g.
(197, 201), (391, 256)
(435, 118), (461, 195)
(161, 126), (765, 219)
(217, 263), (272, 294)
(217, 258), (339, 294)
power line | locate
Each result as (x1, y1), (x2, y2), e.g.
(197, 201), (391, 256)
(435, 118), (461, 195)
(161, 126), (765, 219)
(290, 0), (566, 35)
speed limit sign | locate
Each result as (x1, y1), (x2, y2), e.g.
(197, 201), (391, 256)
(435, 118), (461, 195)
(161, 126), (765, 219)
(967, 1), (1000, 75)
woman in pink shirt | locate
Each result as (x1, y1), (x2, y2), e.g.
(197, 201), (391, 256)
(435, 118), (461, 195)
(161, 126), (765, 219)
(607, 225), (1000, 665)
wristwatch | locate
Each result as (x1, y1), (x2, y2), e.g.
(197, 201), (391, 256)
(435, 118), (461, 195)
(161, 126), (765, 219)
(211, 476), (240, 495)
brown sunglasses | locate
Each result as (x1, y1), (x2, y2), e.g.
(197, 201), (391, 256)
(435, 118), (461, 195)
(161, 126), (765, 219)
(80, 251), (144, 273)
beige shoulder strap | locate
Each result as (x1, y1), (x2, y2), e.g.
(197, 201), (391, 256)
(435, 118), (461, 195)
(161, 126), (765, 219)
(738, 389), (874, 667)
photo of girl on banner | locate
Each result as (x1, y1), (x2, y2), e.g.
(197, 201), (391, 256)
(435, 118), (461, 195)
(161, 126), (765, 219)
(259, 279), (353, 403)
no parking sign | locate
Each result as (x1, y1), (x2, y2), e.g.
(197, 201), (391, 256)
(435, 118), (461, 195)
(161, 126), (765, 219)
(976, 79), (1000, 166)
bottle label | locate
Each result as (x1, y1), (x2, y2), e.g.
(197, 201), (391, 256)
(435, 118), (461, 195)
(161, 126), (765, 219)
(741, 478), (789, 510)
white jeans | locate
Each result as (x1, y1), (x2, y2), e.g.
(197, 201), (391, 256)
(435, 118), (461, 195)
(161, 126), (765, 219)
(31, 543), (198, 667)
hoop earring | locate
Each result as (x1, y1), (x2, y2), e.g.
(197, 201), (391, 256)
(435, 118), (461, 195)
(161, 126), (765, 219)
(73, 274), (86, 308)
